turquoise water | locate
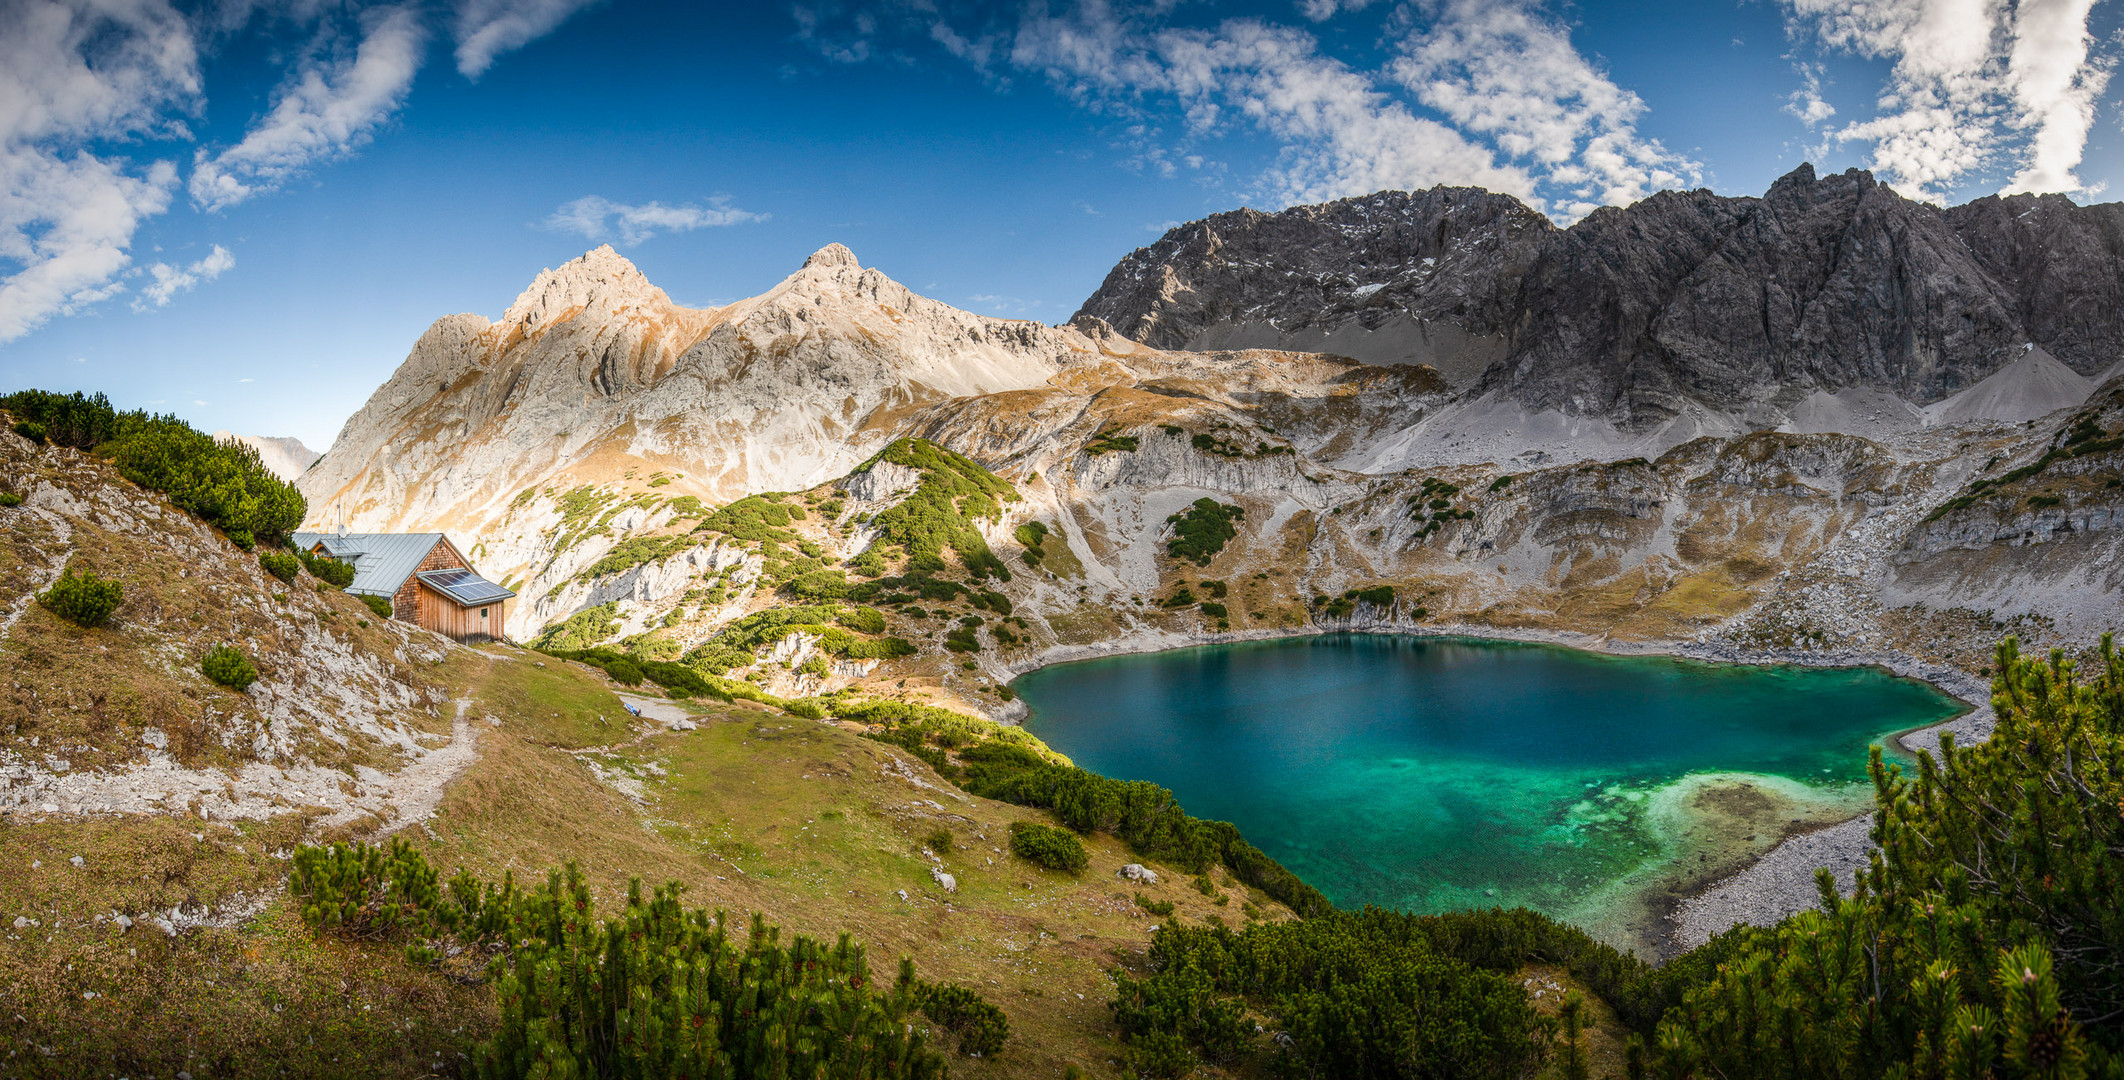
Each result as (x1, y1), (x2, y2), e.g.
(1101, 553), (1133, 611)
(1013, 634), (1963, 923)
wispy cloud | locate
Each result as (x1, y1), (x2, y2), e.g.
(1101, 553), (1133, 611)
(1390, 0), (1699, 220)
(1, 0), (587, 344)
(787, 0), (1698, 220)
(544, 195), (766, 245)
(1782, 0), (2114, 200)
(454, 0), (604, 79)
(0, 0), (196, 343)
(135, 244), (234, 309)
(1009, 9), (1538, 208)
(190, 6), (427, 211)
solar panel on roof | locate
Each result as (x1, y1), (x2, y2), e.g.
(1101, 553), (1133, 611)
(417, 569), (515, 605)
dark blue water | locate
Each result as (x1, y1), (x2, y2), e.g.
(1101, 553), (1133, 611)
(1013, 634), (1962, 919)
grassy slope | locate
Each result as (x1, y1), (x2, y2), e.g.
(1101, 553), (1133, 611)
(1, 645), (1284, 1078)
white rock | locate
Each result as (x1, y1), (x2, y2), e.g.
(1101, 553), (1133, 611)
(930, 866), (957, 893)
(1118, 863), (1159, 884)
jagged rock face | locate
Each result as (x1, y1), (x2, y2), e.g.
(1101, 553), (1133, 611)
(1072, 188), (1550, 383)
(1078, 165), (2124, 428)
(300, 244), (1107, 633)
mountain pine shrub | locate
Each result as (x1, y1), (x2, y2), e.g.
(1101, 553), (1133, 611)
(201, 645), (258, 690)
(359, 592), (393, 619)
(294, 548), (356, 588)
(1166, 498), (1243, 565)
(37, 566), (122, 627)
(258, 551), (300, 583)
(1009, 821), (1088, 873)
(1640, 636), (2124, 1079)
(291, 842), (995, 1077)
(12, 421), (46, 444)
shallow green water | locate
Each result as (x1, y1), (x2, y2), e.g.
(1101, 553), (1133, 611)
(1013, 634), (1963, 923)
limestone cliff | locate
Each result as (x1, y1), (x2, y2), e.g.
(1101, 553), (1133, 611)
(303, 227), (2123, 708)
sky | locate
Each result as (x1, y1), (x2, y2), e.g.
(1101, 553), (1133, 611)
(5, 0), (2123, 450)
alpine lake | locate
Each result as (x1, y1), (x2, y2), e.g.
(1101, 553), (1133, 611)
(1011, 633), (1966, 955)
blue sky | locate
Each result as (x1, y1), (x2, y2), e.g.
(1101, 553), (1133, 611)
(5, 0), (2123, 449)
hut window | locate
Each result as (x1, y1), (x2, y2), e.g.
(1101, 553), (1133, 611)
(480, 607), (489, 619)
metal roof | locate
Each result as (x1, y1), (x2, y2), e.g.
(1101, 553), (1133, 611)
(289, 532), (449, 598)
(417, 568), (516, 606)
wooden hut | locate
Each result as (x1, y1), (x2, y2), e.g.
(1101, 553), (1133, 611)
(288, 531), (514, 642)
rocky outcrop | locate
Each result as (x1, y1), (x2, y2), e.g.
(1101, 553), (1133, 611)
(1077, 165), (2124, 429)
(1074, 187), (1548, 384)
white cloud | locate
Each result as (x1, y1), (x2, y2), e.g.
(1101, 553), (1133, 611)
(1782, 0), (2114, 200)
(2001, 0), (2110, 195)
(802, 1), (1700, 220)
(544, 195), (766, 245)
(1784, 64), (1837, 127)
(1297, 0), (1377, 20)
(454, 0), (602, 79)
(134, 244), (234, 309)
(1389, 0), (1698, 216)
(189, 6), (426, 211)
(1011, 10), (1538, 207)
(0, 0), (198, 342)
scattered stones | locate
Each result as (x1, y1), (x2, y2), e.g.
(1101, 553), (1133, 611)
(67, 856), (83, 868)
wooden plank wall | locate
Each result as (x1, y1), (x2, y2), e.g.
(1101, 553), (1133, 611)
(415, 586), (505, 642)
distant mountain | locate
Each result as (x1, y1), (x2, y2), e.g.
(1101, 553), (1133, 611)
(213, 432), (319, 482)
(303, 236), (2122, 670)
(1075, 165), (2124, 431)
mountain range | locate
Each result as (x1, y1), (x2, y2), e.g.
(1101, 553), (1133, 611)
(296, 165), (2123, 714)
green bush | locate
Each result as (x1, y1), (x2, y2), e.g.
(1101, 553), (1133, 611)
(530, 601), (620, 651)
(1135, 893), (1175, 916)
(1166, 498), (1244, 566)
(13, 420), (46, 444)
(102, 422), (304, 538)
(1642, 636), (2124, 1077)
(290, 842), (954, 1078)
(849, 439), (1018, 581)
(296, 548), (356, 588)
(359, 593), (393, 619)
(1008, 821), (1088, 874)
(37, 566), (122, 627)
(915, 976), (1010, 1057)
(258, 551), (300, 584)
(603, 657), (644, 686)
(202, 644), (259, 690)
(0, 390), (121, 448)
(0, 491), (20, 508)
(1111, 909), (1561, 1079)
(838, 605), (887, 634)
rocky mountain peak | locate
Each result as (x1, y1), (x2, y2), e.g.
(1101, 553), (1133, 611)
(501, 244), (671, 329)
(803, 242), (860, 270)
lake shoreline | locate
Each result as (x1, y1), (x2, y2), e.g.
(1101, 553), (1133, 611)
(997, 618), (1995, 960)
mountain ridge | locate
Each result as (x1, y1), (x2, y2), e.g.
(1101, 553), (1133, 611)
(1076, 164), (2124, 431)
